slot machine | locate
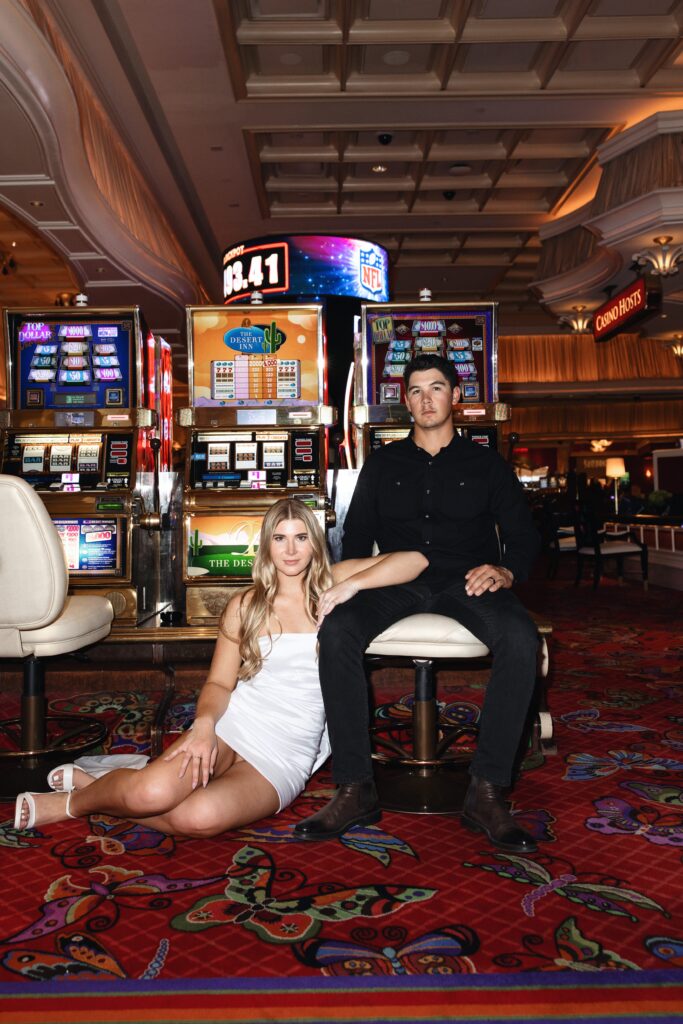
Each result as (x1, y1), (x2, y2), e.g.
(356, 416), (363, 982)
(350, 300), (510, 466)
(178, 303), (335, 625)
(0, 306), (174, 625)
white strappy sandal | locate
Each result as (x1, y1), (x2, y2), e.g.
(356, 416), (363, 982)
(13, 790), (77, 830)
(13, 792), (40, 829)
(47, 755), (149, 792)
(47, 763), (78, 792)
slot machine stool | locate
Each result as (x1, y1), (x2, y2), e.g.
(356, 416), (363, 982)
(0, 475), (114, 798)
(366, 613), (552, 814)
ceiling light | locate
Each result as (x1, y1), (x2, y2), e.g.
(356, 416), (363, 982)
(557, 304), (592, 332)
(590, 439), (612, 453)
(29, 200), (43, 207)
(371, 164), (388, 174)
(448, 163), (472, 176)
(671, 334), (683, 358)
(382, 50), (410, 66)
(632, 235), (683, 276)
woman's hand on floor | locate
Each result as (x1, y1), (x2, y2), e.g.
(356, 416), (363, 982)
(164, 716), (218, 788)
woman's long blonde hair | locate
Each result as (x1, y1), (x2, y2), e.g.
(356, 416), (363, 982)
(219, 498), (333, 679)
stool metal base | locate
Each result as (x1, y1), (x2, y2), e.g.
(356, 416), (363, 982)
(373, 757), (469, 814)
(0, 715), (107, 800)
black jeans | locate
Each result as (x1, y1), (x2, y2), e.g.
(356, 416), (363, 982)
(317, 579), (539, 788)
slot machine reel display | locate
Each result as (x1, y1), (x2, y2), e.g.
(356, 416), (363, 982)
(351, 302), (510, 465)
(0, 308), (174, 625)
(179, 304), (335, 625)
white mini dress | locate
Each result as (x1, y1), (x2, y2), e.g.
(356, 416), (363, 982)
(214, 632), (330, 811)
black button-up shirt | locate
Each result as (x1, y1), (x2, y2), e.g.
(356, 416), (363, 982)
(342, 433), (539, 589)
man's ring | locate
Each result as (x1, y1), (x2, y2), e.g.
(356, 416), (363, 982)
(488, 576), (497, 585)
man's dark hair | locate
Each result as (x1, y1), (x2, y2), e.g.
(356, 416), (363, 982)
(403, 353), (459, 391)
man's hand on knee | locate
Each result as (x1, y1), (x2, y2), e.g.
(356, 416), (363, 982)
(465, 564), (514, 597)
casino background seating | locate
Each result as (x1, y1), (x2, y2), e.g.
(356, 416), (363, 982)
(0, 474), (114, 797)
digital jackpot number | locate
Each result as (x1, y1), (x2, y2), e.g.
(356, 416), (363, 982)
(223, 242), (288, 301)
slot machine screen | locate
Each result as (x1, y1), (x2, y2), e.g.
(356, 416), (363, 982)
(189, 306), (323, 410)
(186, 512), (264, 579)
(12, 315), (133, 410)
(53, 517), (124, 575)
(185, 501), (325, 581)
(362, 304), (497, 406)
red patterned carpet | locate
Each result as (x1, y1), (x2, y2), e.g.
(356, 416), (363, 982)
(0, 574), (682, 1010)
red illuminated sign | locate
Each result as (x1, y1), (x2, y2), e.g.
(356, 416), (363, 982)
(592, 278), (660, 342)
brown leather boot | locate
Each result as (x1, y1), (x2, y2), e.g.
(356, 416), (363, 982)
(294, 781), (381, 840)
(460, 775), (537, 853)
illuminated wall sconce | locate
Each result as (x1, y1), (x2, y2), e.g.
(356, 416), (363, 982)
(671, 334), (683, 358)
(632, 235), (683, 276)
(558, 304), (592, 332)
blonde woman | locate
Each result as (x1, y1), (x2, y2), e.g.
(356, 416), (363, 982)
(14, 499), (427, 837)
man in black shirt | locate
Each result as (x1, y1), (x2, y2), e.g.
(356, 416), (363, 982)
(295, 354), (541, 852)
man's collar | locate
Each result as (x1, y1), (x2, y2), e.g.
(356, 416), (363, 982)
(408, 428), (460, 457)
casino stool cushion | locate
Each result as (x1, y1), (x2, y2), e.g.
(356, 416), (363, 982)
(0, 474), (114, 798)
(365, 612), (552, 814)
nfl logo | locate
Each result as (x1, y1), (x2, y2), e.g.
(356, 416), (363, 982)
(359, 248), (384, 296)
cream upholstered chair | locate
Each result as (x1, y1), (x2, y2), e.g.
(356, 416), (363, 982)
(366, 612), (552, 814)
(0, 475), (114, 797)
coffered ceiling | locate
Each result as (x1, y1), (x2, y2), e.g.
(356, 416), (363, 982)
(1, 0), (683, 352)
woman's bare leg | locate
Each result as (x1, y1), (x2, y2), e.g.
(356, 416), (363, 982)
(15, 733), (237, 829)
(15, 736), (281, 835)
(132, 761), (280, 837)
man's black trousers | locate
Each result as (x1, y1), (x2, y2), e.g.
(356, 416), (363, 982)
(317, 579), (539, 788)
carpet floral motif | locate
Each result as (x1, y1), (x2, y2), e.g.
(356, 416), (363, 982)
(0, 577), (682, 980)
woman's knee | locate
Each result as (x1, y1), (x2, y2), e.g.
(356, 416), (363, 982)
(124, 771), (180, 817)
(169, 794), (230, 839)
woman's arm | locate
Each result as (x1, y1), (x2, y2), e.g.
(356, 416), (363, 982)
(164, 593), (244, 787)
(318, 551), (428, 624)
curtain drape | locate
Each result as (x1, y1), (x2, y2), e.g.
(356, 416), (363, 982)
(500, 334), (683, 383)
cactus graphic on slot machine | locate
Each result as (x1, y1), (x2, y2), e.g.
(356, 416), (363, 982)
(189, 529), (203, 566)
(188, 520), (260, 576)
(263, 321), (284, 354)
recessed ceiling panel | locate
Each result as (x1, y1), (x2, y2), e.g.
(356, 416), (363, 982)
(248, 0), (328, 18)
(367, 0), (444, 18)
(475, 0), (563, 17)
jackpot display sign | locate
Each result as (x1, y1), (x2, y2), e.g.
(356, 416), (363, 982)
(13, 317), (132, 410)
(222, 235), (389, 304)
(362, 304), (497, 406)
(53, 517), (122, 575)
(189, 306), (323, 409)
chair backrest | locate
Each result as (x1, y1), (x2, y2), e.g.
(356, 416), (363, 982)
(0, 474), (68, 631)
(573, 504), (604, 550)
